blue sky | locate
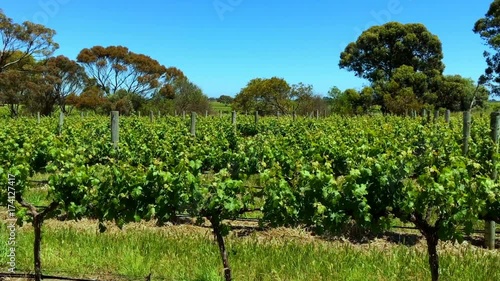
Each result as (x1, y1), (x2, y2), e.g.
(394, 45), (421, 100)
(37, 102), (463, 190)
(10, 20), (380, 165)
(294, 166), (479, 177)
(2, 0), (494, 98)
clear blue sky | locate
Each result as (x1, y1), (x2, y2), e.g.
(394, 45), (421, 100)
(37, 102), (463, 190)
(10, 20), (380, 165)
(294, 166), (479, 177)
(2, 0), (494, 98)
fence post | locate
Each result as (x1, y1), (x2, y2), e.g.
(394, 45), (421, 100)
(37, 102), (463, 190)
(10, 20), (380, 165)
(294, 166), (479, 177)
(205, 110), (208, 117)
(254, 111), (259, 124)
(433, 110), (439, 122)
(138, 111), (141, 118)
(487, 111), (499, 250)
(445, 110), (450, 124)
(315, 109), (319, 119)
(219, 110), (222, 118)
(58, 112), (64, 136)
(158, 110), (161, 119)
(190, 112), (196, 136)
(462, 111), (471, 156)
(277, 111), (280, 118)
(232, 111), (236, 126)
(111, 111), (119, 149)
(422, 109), (427, 123)
(183, 111), (186, 120)
(37, 112), (40, 124)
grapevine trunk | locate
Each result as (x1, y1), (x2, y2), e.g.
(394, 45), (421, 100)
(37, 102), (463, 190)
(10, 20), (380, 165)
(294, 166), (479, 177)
(211, 218), (232, 281)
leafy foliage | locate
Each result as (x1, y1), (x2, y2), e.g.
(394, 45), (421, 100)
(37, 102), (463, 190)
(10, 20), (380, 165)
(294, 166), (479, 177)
(339, 22), (444, 83)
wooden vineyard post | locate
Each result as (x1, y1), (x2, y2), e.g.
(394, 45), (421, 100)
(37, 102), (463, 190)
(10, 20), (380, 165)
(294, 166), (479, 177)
(463, 111), (471, 156)
(315, 109), (319, 119)
(138, 111), (141, 118)
(58, 112), (64, 136)
(37, 112), (40, 124)
(232, 111), (236, 126)
(111, 111), (119, 149)
(487, 111), (499, 250)
(254, 111), (259, 124)
(183, 111), (186, 120)
(422, 109), (428, 124)
(276, 111), (280, 118)
(433, 110), (439, 123)
(445, 110), (450, 124)
(190, 112), (196, 137)
(206, 110), (208, 117)
(219, 110), (222, 118)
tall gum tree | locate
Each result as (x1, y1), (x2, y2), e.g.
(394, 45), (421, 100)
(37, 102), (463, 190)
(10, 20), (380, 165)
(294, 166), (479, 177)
(0, 11), (58, 72)
(474, 0), (500, 95)
(339, 22), (444, 83)
(23, 55), (87, 115)
(76, 45), (168, 97)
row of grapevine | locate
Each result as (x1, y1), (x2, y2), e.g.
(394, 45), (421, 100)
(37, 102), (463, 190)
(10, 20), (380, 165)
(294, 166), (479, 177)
(0, 112), (498, 281)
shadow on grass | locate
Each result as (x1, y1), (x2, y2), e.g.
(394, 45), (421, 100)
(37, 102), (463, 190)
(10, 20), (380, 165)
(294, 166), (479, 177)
(312, 224), (423, 246)
(464, 235), (500, 249)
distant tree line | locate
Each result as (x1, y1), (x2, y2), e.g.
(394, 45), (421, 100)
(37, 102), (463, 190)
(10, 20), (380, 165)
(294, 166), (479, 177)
(0, 11), (210, 117)
(333, 22), (490, 115)
(231, 78), (329, 116)
(229, 21), (495, 116)
(4, 2), (500, 117)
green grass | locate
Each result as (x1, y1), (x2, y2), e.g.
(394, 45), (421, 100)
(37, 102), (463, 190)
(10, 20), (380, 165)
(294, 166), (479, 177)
(210, 101), (232, 113)
(21, 187), (51, 207)
(0, 220), (498, 281)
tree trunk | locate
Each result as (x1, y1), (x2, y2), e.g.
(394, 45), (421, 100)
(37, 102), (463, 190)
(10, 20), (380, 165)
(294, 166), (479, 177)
(9, 103), (18, 118)
(33, 214), (43, 281)
(411, 214), (441, 281)
(425, 231), (439, 281)
(210, 218), (232, 281)
(18, 201), (58, 281)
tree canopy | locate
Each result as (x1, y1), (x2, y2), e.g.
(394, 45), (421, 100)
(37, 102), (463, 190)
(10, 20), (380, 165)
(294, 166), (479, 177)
(76, 45), (167, 97)
(233, 77), (292, 115)
(217, 95), (234, 105)
(172, 78), (211, 114)
(0, 10), (58, 72)
(339, 22), (444, 83)
(474, 0), (500, 94)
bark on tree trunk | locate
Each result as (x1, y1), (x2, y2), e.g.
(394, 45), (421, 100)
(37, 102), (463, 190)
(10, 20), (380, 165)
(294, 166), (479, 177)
(33, 214), (43, 281)
(425, 232), (440, 281)
(18, 200), (59, 281)
(410, 213), (441, 281)
(210, 218), (232, 281)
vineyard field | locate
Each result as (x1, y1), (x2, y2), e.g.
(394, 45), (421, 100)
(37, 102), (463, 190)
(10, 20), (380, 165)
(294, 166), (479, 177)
(0, 112), (499, 281)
